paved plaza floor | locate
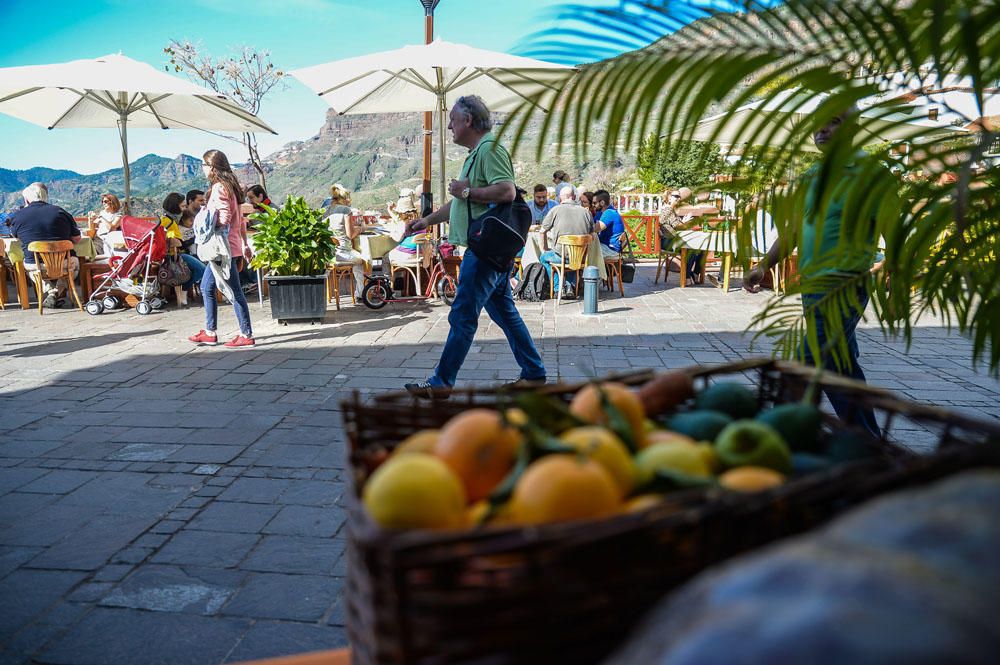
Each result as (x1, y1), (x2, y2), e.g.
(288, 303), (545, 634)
(1, 265), (998, 664)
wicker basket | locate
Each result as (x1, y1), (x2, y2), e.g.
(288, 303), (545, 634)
(341, 358), (1000, 665)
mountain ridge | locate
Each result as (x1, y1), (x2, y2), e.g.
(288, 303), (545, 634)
(1, 108), (631, 216)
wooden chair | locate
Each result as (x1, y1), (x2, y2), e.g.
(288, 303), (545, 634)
(603, 232), (627, 296)
(390, 234), (431, 296)
(550, 234), (592, 304)
(327, 264), (357, 311)
(654, 233), (681, 285)
(0, 241), (9, 310)
(26, 240), (83, 314)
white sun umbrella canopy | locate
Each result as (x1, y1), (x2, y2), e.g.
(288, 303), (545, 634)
(0, 53), (276, 205)
(684, 88), (966, 153)
(291, 39), (574, 202)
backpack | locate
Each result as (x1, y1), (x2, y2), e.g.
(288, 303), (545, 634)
(514, 262), (550, 302)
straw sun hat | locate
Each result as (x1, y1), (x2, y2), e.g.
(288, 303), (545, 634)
(668, 186), (693, 201)
(395, 188), (418, 213)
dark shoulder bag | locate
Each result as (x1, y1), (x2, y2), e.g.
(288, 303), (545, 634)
(464, 141), (532, 271)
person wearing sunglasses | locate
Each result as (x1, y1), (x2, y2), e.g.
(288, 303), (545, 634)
(88, 192), (123, 255)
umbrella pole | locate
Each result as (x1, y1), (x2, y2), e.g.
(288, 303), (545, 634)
(420, 7), (435, 217)
(438, 103), (447, 216)
(118, 111), (131, 213)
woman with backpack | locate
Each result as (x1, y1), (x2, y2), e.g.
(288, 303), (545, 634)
(187, 149), (255, 349)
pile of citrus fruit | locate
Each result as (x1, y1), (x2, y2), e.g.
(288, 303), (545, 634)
(361, 372), (878, 530)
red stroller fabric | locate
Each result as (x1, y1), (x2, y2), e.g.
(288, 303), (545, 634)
(117, 216), (167, 277)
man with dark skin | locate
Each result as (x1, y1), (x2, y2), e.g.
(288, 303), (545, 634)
(745, 108), (893, 438)
(403, 95), (546, 397)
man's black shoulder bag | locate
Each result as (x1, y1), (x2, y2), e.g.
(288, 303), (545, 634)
(464, 140), (531, 271)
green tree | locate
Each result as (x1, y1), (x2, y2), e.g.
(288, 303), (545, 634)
(510, 0), (1000, 374)
(636, 137), (724, 191)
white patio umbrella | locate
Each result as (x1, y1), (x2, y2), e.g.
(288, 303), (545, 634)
(683, 88), (966, 153)
(876, 72), (1000, 127)
(0, 53), (276, 206)
(291, 39), (574, 204)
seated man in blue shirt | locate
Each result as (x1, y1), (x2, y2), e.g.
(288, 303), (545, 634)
(10, 182), (81, 308)
(593, 190), (626, 258)
(527, 183), (557, 223)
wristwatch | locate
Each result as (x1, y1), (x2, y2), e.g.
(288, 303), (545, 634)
(460, 187), (471, 199)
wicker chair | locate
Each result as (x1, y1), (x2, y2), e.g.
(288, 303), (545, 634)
(603, 231), (627, 296)
(550, 234), (592, 304)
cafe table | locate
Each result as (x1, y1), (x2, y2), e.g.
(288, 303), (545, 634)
(521, 229), (607, 281)
(2, 236), (97, 310)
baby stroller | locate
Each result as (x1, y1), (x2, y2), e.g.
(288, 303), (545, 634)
(85, 216), (168, 315)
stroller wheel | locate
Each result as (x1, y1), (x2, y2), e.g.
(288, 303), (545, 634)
(135, 301), (153, 316)
(85, 300), (104, 316)
(150, 298), (166, 310)
(103, 296), (121, 310)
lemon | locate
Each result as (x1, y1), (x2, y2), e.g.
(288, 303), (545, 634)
(362, 453), (466, 529)
(635, 441), (712, 485)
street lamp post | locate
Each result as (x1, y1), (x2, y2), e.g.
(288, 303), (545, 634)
(420, 0), (441, 217)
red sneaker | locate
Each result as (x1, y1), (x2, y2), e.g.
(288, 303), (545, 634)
(188, 330), (218, 346)
(224, 335), (256, 349)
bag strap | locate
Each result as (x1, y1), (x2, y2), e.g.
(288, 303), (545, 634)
(464, 139), (514, 223)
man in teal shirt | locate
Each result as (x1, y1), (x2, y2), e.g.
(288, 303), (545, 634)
(403, 95), (545, 397)
(745, 108), (895, 438)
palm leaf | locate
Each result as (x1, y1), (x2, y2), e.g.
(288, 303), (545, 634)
(509, 0), (1000, 375)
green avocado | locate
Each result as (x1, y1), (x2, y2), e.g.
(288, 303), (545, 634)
(695, 382), (759, 420)
(665, 410), (733, 442)
(715, 420), (792, 474)
(757, 403), (823, 453)
(826, 430), (879, 464)
(791, 452), (833, 476)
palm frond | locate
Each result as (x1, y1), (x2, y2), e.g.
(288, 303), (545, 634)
(511, 0), (1000, 375)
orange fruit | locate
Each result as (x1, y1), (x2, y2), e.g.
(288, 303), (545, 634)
(569, 382), (648, 449)
(435, 409), (523, 503)
(718, 466), (785, 493)
(559, 426), (636, 497)
(509, 454), (621, 525)
(393, 429), (439, 456)
(645, 430), (697, 448)
(362, 453), (466, 529)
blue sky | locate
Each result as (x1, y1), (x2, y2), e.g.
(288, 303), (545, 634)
(0, 0), (612, 173)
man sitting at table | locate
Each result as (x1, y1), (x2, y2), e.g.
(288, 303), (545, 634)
(538, 187), (594, 299)
(186, 189), (206, 216)
(528, 184), (557, 223)
(9, 182), (81, 308)
(593, 190), (626, 258)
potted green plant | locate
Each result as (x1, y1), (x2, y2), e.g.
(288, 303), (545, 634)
(249, 196), (337, 324)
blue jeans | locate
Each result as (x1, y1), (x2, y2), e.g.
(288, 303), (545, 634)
(179, 253), (206, 290)
(538, 250), (578, 290)
(800, 287), (880, 438)
(202, 258), (253, 337)
(428, 250), (546, 387)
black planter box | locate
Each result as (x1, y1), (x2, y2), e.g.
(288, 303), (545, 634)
(266, 275), (327, 323)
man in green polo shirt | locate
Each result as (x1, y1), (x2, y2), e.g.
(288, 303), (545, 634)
(403, 95), (546, 397)
(745, 108), (898, 438)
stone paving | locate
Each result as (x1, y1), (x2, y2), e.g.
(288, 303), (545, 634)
(0, 265), (997, 664)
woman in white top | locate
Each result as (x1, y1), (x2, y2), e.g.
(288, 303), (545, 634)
(89, 193), (123, 255)
(325, 184), (365, 299)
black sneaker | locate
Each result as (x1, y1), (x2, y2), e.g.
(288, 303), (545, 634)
(502, 377), (547, 390)
(560, 286), (577, 300)
(404, 381), (451, 400)
(42, 294), (57, 308)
